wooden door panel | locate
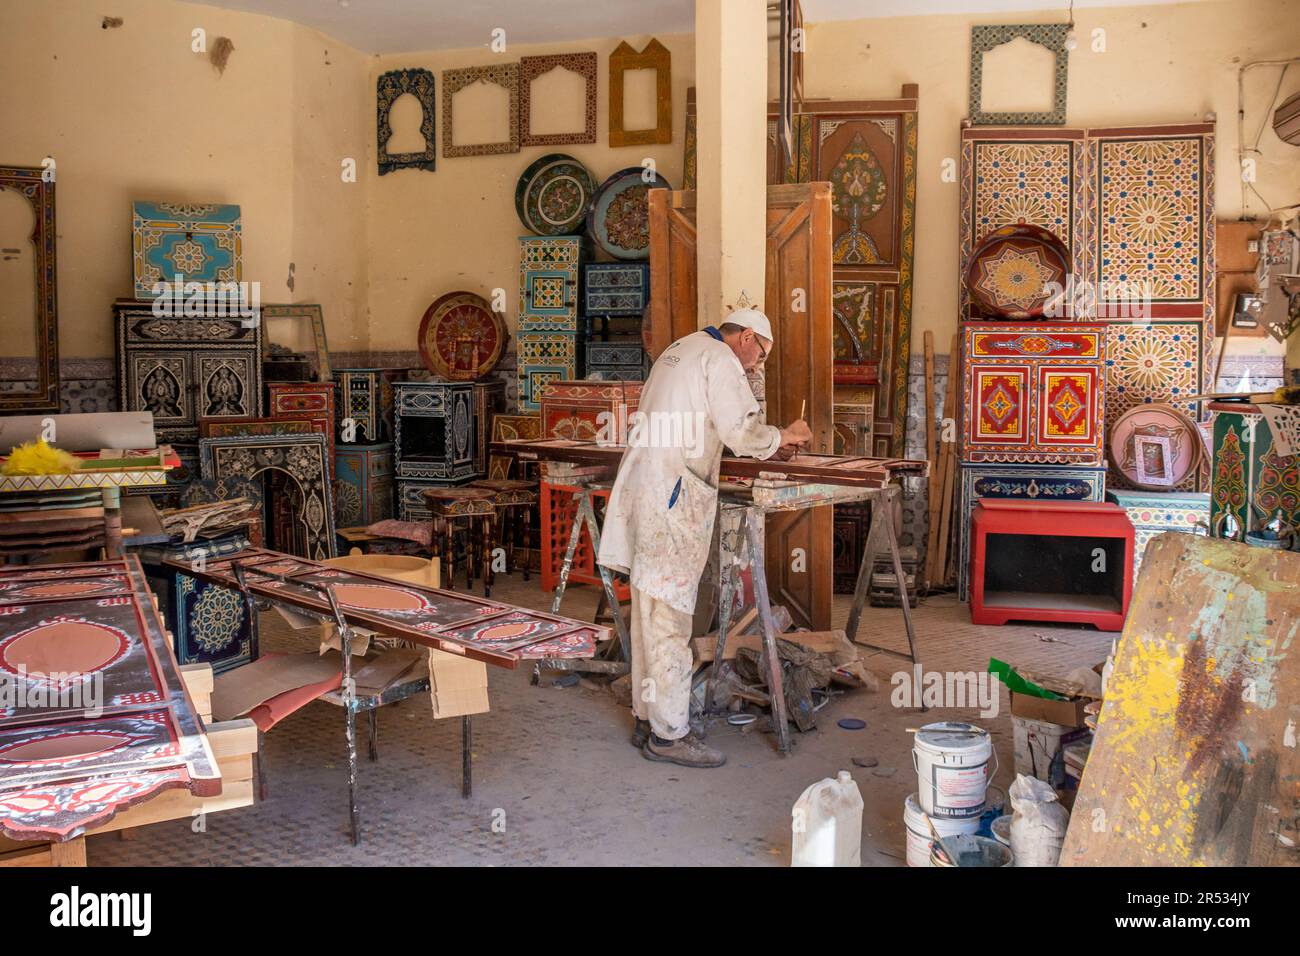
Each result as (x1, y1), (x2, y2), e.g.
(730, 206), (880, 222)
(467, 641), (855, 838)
(764, 182), (834, 630)
(647, 188), (698, 360)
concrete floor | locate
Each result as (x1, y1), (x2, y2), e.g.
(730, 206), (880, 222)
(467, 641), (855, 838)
(88, 571), (1111, 866)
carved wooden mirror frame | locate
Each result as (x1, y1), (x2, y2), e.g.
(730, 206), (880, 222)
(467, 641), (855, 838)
(609, 39), (672, 147)
(969, 24), (1069, 126)
(442, 64), (520, 158)
(0, 166), (59, 413)
(377, 69), (437, 175)
(520, 52), (598, 147)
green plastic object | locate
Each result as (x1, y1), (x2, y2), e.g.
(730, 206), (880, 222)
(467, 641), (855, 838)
(987, 658), (1063, 700)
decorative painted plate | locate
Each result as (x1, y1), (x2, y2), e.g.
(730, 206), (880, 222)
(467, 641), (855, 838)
(586, 167), (672, 261)
(514, 154), (596, 236)
(417, 292), (507, 381)
(1108, 402), (1202, 490)
(965, 223), (1070, 319)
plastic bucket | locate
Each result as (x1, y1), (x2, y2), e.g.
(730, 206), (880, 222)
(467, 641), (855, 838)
(929, 834), (1013, 868)
(991, 814), (1013, 847)
(912, 721), (996, 819)
(903, 793), (982, 868)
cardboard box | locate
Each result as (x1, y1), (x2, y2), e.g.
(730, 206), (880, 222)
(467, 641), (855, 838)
(428, 648), (489, 719)
(1009, 690), (1087, 728)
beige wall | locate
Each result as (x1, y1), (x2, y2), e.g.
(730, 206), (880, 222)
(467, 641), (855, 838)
(804, 0), (1300, 347)
(0, 0), (369, 360)
(365, 33), (694, 351)
(2, 0), (1295, 366)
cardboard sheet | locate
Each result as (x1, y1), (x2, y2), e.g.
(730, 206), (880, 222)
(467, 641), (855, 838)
(212, 652), (345, 721)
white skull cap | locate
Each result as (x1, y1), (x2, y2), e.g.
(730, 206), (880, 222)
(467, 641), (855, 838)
(724, 308), (773, 342)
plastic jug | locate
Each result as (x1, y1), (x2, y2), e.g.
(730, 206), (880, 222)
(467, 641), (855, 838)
(791, 770), (864, 866)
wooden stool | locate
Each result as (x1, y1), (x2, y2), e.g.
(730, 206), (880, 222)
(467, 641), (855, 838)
(422, 487), (496, 597)
(469, 478), (538, 581)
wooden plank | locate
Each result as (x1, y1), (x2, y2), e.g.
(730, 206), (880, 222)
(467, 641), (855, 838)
(1061, 534), (1300, 866)
(694, 628), (848, 662)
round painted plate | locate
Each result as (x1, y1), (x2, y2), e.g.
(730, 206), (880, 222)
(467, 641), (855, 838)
(417, 291), (506, 381)
(514, 154), (595, 236)
(965, 223), (1070, 319)
(1108, 402), (1202, 489)
(586, 167), (672, 260)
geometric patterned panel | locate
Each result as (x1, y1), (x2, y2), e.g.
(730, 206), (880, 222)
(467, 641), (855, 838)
(1104, 490), (1209, 577)
(132, 201), (242, 300)
(518, 332), (577, 412)
(1092, 135), (1207, 305)
(519, 236), (581, 333)
(1036, 366), (1100, 450)
(969, 365), (1030, 447)
(961, 132), (1088, 319)
(1103, 321), (1204, 426)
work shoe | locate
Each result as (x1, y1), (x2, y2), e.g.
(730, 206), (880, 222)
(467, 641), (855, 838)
(629, 718), (651, 749)
(642, 732), (727, 768)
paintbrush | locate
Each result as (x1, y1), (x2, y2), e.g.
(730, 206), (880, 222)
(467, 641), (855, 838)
(925, 814), (962, 868)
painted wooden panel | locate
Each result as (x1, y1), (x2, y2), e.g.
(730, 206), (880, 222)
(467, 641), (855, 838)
(1210, 403), (1300, 541)
(1061, 534), (1300, 866)
(334, 442), (395, 527)
(0, 556), (220, 842)
(393, 382), (475, 482)
(519, 236), (581, 333)
(764, 183), (834, 631)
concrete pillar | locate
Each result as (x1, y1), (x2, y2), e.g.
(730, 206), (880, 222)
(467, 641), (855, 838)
(694, 0), (768, 328)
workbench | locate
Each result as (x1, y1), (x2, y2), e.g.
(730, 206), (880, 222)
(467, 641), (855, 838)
(503, 439), (928, 754)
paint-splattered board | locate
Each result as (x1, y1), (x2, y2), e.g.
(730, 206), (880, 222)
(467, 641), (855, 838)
(501, 438), (927, 488)
(1061, 534), (1300, 866)
(168, 548), (610, 668)
(0, 556), (220, 842)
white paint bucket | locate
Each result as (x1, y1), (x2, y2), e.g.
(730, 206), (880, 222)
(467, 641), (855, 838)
(912, 721), (996, 819)
(929, 834), (1013, 868)
(902, 793), (982, 867)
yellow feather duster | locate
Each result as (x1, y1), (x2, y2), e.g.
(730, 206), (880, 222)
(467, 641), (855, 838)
(2, 438), (81, 475)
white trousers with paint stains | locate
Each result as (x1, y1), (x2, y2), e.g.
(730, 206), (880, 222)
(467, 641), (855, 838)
(629, 585), (694, 741)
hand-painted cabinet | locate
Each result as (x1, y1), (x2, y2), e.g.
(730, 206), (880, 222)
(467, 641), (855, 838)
(137, 532), (256, 673)
(334, 367), (399, 443)
(115, 299), (263, 443)
(1209, 402), (1300, 541)
(959, 323), (1106, 466)
(540, 380), (642, 441)
(519, 236), (581, 333)
(957, 463), (1108, 600)
(334, 442), (394, 527)
(394, 381), (475, 483)
(1105, 490), (1209, 576)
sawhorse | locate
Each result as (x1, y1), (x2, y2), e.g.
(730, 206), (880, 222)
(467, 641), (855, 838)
(711, 483), (922, 756)
(533, 480), (632, 683)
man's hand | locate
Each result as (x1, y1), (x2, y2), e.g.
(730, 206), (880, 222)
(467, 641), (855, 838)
(779, 419), (812, 452)
(771, 443), (798, 461)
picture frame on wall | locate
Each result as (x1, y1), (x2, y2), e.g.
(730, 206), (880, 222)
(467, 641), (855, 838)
(442, 63), (521, 157)
(519, 52), (598, 147)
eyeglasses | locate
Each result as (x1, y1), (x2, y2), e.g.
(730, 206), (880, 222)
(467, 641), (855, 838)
(754, 335), (770, 363)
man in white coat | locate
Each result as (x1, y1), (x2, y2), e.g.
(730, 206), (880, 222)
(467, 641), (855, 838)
(598, 309), (811, 768)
